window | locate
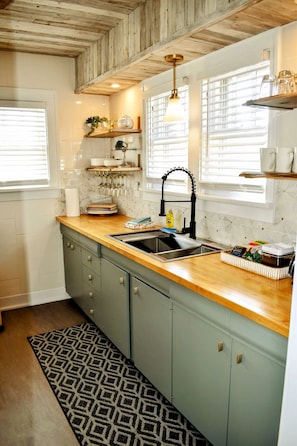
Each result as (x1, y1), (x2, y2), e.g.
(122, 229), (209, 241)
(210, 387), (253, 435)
(0, 101), (49, 188)
(145, 85), (189, 192)
(200, 61), (270, 203)
(0, 88), (57, 192)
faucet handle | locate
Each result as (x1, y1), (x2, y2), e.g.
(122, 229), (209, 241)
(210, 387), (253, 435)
(159, 199), (166, 216)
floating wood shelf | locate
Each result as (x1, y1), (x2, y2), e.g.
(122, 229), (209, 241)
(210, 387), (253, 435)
(244, 93), (297, 110)
(85, 129), (141, 138)
(86, 166), (141, 173)
(240, 171), (297, 180)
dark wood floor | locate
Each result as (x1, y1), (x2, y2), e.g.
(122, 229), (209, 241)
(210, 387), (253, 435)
(0, 300), (88, 446)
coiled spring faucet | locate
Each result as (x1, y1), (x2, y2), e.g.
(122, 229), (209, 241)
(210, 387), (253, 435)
(159, 167), (197, 239)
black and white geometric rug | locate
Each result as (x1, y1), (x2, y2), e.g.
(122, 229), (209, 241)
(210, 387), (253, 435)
(28, 322), (211, 446)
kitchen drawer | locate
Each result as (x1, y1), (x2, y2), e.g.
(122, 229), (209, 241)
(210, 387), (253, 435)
(82, 249), (100, 273)
(82, 265), (100, 291)
(79, 233), (101, 256)
(80, 283), (96, 320)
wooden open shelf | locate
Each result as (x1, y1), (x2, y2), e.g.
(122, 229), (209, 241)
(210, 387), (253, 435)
(86, 166), (141, 173)
(244, 93), (297, 110)
(85, 129), (141, 138)
(240, 171), (297, 180)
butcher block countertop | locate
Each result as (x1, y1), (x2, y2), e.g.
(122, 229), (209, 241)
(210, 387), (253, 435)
(56, 214), (292, 338)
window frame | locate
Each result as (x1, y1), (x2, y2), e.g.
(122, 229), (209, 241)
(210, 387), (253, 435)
(199, 61), (271, 204)
(143, 85), (189, 193)
(0, 87), (58, 192)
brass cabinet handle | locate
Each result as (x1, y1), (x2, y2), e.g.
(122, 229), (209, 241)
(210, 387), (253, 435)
(88, 291), (93, 298)
(88, 274), (93, 281)
(119, 277), (124, 285)
(89, 309), (94, 315)
(67, 242), (71, 248)
(87, 255), (92, 262)
(133, 286), (139, 295)
(70, 244), (74, 250)
(217, 341), (224, 352)
(236, 353), (243, 364)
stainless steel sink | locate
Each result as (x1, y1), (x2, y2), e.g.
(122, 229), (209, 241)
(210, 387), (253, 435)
(109, 230), (224, 261)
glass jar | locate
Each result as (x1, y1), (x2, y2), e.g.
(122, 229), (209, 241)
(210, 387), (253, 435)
(277, 70), (294, 94)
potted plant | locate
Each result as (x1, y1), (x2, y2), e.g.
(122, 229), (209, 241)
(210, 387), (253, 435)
(85, 116), (108, 135)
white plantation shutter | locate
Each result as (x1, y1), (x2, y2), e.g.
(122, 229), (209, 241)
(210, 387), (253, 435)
(0, 101), (49, 188)
(200, 61), (270, 202)
(146, 86), (189, 190)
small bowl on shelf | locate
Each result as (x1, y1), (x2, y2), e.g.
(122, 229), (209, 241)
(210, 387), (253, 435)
(103, 159), (122, 167)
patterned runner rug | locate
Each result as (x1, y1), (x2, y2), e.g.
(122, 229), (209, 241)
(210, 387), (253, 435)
(28, 322), (211, 446)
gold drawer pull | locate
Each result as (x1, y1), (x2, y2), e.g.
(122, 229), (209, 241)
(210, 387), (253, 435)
(217, 341), (224, 352)
(87, 255), (92, 262)
(119, 277), (124, 285)
(88, 274), (93, 281)
(236, 353), (243, 364)
(89, 309), (94, 315)
(133, 287), (139, 295)
(88, 291), (93, 298)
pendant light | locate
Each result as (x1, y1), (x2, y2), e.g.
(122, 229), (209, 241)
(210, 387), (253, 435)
(163, 54), (185, 122)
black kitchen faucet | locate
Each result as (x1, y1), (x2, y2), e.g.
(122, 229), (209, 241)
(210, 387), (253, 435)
(159, 167), (197, 239)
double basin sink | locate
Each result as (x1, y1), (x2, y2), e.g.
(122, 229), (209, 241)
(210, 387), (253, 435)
(109, 229), (223, 262)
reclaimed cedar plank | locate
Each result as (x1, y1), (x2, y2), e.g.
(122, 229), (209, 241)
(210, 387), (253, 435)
(128, 7), (141, 58)
(76, 0), (297, 95)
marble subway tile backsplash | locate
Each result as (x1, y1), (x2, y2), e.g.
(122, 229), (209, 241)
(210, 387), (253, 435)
(59, 171), (297, 249)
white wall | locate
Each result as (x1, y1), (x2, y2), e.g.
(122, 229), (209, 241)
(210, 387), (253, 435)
(0, 51), (110, 311)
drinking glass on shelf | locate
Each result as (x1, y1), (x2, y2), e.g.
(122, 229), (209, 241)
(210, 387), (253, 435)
(277, 70), (295, 94)
(294, 74), (297, 93)
(259, 75), (278, 97)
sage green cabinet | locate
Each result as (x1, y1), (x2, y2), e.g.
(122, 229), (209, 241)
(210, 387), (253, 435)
(171, 284), (287, 446)
(227, 338), (285, 446)
(131, 276), (172, 401)
(61, 225), (101, 324)
(172, 303), (230, 446)
(100, 258), (130, 358)
(62, 235), (83, 302)
(81, 248), (101, 323)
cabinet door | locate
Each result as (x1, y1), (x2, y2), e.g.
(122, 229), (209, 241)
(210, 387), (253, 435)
(131, 277), (172, 401)
(63, 236), (83, 301)
(100, 258), (130, 358)
(227, 339), (285, 446)
(172, 304), (231, 446)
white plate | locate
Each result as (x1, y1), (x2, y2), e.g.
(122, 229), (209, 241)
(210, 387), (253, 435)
(87, 209), (118, 215)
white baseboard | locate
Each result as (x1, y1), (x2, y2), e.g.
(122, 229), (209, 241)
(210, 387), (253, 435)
(0, 287), (70, 313)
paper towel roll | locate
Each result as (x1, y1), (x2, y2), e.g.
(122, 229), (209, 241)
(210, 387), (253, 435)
(65, 188), (80, 217)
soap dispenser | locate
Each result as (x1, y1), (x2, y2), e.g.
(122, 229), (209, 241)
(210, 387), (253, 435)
(165, 209), (174, 228)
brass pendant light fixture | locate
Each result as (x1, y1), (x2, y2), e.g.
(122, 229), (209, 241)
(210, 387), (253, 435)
(163, 54), (185, 123)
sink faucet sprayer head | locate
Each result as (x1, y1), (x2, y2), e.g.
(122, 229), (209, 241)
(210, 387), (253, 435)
(161, 167), (196, 193)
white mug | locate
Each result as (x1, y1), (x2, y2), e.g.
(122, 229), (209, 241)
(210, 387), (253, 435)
(275, 147), (294, 173)
(292, 147), (297, 173)
(260, 147), (276, 173)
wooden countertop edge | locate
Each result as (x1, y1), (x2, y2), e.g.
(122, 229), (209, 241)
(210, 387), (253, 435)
(56, 215), (291, 338)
